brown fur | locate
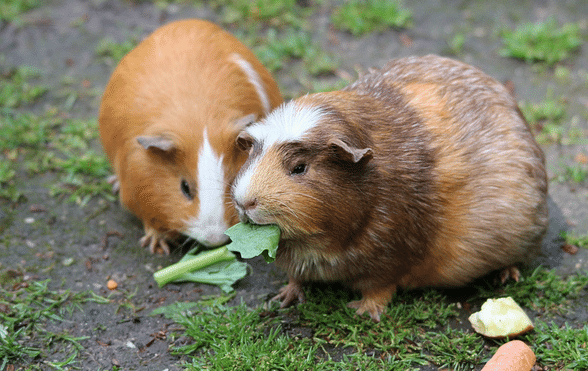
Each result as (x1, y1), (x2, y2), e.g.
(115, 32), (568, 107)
(99, 19), (282, 253)
(234, 55), (547, 321)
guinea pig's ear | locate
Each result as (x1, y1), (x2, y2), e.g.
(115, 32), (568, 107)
(328, 138), (373, 165)
(236, 131), (254, 152)
(233, 113), (258, 131)
(136, 136), (176, 153)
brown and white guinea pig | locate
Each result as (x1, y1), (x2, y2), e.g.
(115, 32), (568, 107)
(98, 19), (283, 254)
(231, 55), (548, 322)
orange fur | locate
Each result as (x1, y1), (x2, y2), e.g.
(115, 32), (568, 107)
(99, 19), (282, 253)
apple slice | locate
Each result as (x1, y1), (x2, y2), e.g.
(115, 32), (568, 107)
(468, 297), (534, 338)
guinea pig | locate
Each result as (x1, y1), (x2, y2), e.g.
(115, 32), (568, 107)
(231, 54), (548, 322)
(99, 19), (283, 254)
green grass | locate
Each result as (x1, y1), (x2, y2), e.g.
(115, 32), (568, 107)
(0, 109), (56, 150)
(331, 0), (412, 36)
(423, 327), (485, 370)
(0, 66), (47, 108)
(554, 65), (572, 82)
(48, 166), (113, 206)
(558, 163), (588, 184)
(254, 28), (339, 76)
(0, 162), (19, 202)
(212, 0), (309, 28)
(0, 162), (15, 185)
(298, 287), (459, 351)
(0, 277), (110, 367)
(95, 36), (139, 65)
(474, 267), (588, 315)
(150, 266), (588, 370)
(247, 27), (340, 97)
(519, 94), (567, 144)
(501, 18), (583, 65)
(0, 0), (42, 22)
(306, 77), (353, 94)
(524, 321), (588, 370)
(561, 231), (588, 249)
(0, 109), (113, 203)
(446, 32), (466, 55)
(181, 306), (331, 370)
(0, 60), (111, 203)
(0, 108), (55, 201)
(519, 95), (566, 125)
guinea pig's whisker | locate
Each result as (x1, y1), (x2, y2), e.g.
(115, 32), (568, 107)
(272, 198), (301, 221)
(178, 235), (192, 248)
(286, 192), (325, 204)
(183, 238), (199, 250)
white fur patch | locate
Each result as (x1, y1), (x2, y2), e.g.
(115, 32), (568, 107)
(246, 101), (324, 150)
(185, 128), (230, 246)
(232, 156), (257, 211)
(229, 53), (271, 115)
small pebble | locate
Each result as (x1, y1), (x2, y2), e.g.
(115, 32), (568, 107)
(62, 257), (75, 266)
(107, 279), (118, 290)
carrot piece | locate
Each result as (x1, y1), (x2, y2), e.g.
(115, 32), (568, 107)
(481, 340), (535, 371)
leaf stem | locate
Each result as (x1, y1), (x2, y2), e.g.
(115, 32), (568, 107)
(153, 246), (236, 287)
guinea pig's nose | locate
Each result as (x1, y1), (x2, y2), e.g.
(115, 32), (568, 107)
(243, 198), (257, 211)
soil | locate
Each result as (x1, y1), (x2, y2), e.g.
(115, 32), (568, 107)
(1, 0), (587, 370)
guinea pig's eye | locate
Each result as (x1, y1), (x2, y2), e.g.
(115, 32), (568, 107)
(290, 163), (308, 176)
(236, 132), (254, 152)
(180, 179), (194, 200)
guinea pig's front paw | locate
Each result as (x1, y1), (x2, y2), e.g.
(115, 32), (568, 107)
(271, 278), (306, 308)
(347, 285), (397, 322)
(347, 299), (386, 322)
(499, 265), (522, 284)
(140, 227), (171, 255)
(107, 174), (120, 194)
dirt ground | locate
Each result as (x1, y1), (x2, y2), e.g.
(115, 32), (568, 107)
(1, 0), (588, 370)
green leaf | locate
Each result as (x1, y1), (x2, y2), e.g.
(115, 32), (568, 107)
(153, 246), (245, 289)
(173, 259), (248, 293)
(150, 302), (200, 320)
(224, 223), (281, 263)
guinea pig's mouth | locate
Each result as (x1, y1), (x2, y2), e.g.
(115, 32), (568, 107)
(238, 212), (253, 225)
(239, 213), (272, 226)
(236, 205), (273, 226)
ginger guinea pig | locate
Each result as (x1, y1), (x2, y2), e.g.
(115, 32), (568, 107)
(231, 55), (548, 322)
(99, 19), (282, 254)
